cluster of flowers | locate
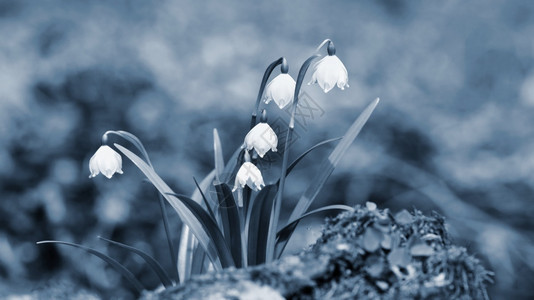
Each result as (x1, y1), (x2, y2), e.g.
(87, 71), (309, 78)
(88, 40), (349, 199)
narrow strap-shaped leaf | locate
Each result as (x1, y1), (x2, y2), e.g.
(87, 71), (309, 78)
(275, 205), (354, 258)
(178, 170), (216, 283)
(214, 183), (243, 268)
(213, 128), (225, 183)
(115, 144), (223, 270)
(37, 240), (144, 293)
(190, 243), (207, 276)
(286, 137), (342, 177)
(288, 98), (379, 224)
(247, 184), (278, 266)
(97, 236), (174, 288)
(221, 147), (245, 184)
(177, 227), (194, 284)
(166, 193), (235, 269)
(275, 99), (378, 258)
(193, 177), (217, 222)
(156, 193), (178, 283)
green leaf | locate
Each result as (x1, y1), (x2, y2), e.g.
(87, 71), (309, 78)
(156, 193), (178, 283)
(97, 236), (173, 288)
(166, 193), (235, 268)
(286, 137), (342, 177)
(178, 170), (216, 283)
(275, 205), (353, 258)
(193, 177), (217, 222)
(274, 99), (379, 258)
(37, 240), (144, 293)
(115, 143), (224, 270)
(287, 98), (379, 223)
(213, 128), (225, 182)
(214, 183), (243, 268)
(190, 245), (207, 276)
(220, 147), (244, 184)
(247, 184), (278, 266)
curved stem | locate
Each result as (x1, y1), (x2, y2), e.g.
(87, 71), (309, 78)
(250, 57), (284, 129)
(315, 39), (332, 52)
(265, 54), (319, 262)
(102, 130), (153, 167)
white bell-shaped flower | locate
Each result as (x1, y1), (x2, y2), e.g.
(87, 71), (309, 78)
(232, 162), (265, 192)
(308, 55), (349, 93)
(263, 73), (296, 109)
(89, 145), (123, 179)
(244, 122), (278, 158)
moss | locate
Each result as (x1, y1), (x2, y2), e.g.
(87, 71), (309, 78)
(143, 204), (492, 300)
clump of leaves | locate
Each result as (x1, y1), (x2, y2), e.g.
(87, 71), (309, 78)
(312, 203), (493, 299)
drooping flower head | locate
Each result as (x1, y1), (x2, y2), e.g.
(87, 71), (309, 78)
(232, 162), (265, 192)
(264, 74), (296, 109)
(244, 122), (278, 158)
(89, 145), (123, 179)
(263, 58), (296, 109)
(308, 40), (349, 93)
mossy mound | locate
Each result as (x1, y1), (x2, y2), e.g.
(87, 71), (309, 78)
(143, 204), (492, 299)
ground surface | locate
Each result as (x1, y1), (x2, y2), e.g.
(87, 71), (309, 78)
(142, 204), (492, 300)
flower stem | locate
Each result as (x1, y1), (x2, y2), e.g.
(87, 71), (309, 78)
(315, 38), (332, 52)
(265, 54), (319, 263)
(250, 57), (285, 130)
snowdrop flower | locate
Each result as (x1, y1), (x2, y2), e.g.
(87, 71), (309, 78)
(309, 41), (349, 93)
(233, 162), (265, 192)
(263, 73), (296, 109)
(89, 145), (123, 179)
(244, 122), (278, 158)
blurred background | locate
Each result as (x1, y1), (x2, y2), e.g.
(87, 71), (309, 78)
(1, 0), (533, 298)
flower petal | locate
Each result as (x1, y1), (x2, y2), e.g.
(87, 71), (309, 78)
(264, 74), (296, 109)
(88, 145), (123, 179)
